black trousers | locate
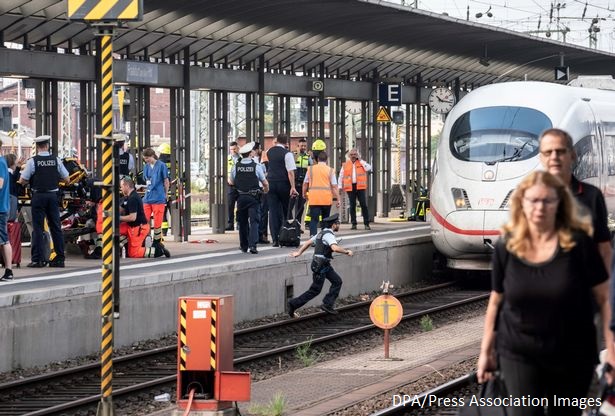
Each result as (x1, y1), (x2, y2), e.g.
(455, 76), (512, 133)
(498, 355), (594, 416)
(237, 194), (260, 250)
(227, 186), (238, 227)
(289, 265), (342, 309)
(294, 192), (306, 223)
(347, 184), (369, 226)
(258, 192), (268, 237)
(31, 192), (64, 262)
(268, 181), (291, 243)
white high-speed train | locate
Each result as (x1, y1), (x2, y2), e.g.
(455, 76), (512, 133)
(429, 80), (615, 270)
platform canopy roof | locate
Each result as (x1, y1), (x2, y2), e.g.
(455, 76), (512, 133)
(2, 0), (615, 85)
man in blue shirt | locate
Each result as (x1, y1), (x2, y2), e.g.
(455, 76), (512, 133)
(19, 135), (70, 268)
(142, 147), (170, 251)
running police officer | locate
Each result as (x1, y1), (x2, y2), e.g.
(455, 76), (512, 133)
(287, 213), (353, 316)
(19, 135), (70, 268)
(229, 142), (269, 254)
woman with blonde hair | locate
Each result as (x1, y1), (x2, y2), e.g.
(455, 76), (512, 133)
(477, 170), (615, 416)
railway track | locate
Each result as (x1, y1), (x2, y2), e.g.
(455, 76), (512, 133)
(0, 282), (488, 415)
(371, 373), (477, 416)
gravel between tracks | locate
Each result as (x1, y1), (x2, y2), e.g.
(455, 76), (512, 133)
(0, 276), (486, 415)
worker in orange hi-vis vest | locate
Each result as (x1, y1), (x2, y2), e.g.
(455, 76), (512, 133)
(303, 151), (340, 238)
(338, 148), (372, 230)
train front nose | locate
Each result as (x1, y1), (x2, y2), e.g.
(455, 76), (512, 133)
(443, 210), (507, 253)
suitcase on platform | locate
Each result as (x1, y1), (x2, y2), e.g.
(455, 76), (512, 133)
(6, 221), (21, 267)
(279, 198), (301, 247)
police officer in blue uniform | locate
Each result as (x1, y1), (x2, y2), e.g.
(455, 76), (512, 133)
(114, 134), (134, 177)
(229, 142), (269, 254)
(19, 135), (70, 267)
(287, 213), (354, 317)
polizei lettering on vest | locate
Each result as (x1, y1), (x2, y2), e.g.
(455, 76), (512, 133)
(36, 160), (57, 167)
(237, 165), (255, 172)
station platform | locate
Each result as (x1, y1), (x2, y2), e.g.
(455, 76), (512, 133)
(0, 219), (433, 372)
(149, 313), (483, 416)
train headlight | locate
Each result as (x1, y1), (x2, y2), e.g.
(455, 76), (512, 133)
(483, 170), (495, 181)
(451, 188), (471, 209)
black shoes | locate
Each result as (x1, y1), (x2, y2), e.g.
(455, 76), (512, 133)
(27, 261), (47, 268)
(154, 243), (171, 258)
(225, 225), (234, 231)
(0, 270), (13, 281)
(272, 240), (280, 247)
(350, 224), (357, 230)
(49, 259), (65, 268)
(249, 247), (258, 254)
(240, 247), (248, 253)
(364, 224), (371, 230)
(320, 304), (338, 315)
(287, 301), (298, 318)
(85, 247), (102, 259)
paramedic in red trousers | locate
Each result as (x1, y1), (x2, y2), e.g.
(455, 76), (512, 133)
(339, 149), (372, 230)
(229, 142), (269, 254)
(304, 151), (340, 237)
(141, 147), (170, 253)
(119, 176), (169, 258)
(266, 134), (298, 247)
(19, 135), (70, 268)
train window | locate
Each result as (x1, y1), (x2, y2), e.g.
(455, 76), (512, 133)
(574, 135), (599, 180)
(449, 106), (551, 163)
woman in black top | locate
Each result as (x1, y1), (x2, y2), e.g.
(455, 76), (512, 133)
(477, 171), (615, 416)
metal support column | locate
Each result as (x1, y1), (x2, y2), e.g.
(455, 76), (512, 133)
(368, 74), (378, 222)
(182, 47), (192, 240)
(258, 56), (265, 143)
(96, 27), (118, 416)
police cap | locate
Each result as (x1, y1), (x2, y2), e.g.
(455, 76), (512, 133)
(239, 142), (255, 155)
(321, 213), (340, 226)
(33, 135), (51, 144)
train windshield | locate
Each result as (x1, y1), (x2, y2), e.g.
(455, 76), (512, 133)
(449, 106), (552, 163)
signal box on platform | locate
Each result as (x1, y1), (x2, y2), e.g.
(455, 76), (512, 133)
(177, 295), (250, 412)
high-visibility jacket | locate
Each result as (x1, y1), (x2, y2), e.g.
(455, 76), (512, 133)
(341, 160), (368, 191)
(307, 164), (333, 206)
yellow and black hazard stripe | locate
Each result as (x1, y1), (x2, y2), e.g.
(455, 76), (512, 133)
(99, 33), (114, 401)
(67, 0), (142, 21)
(210, 300), (217, 370)
(179, 299), (187, 371)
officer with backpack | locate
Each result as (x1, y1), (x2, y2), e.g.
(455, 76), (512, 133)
(287, 213), (353, 316)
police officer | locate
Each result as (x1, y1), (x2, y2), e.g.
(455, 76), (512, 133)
(294, 138), (311, 225)
(114, 134), (135, 177)
(287, 213), (353, 317)
(226, 141), (240, 231)
(19, 135), (70, 268)
(229, 142), (269, 254)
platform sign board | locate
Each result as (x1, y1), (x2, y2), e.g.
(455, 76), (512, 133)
(379, 83), (402, 106)
(376, 107), (392, 123)
(555, 66), (569, 81)
(369, 295), (403, 329)
(67, 0), (143, 21)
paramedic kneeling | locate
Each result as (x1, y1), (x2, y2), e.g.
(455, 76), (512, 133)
(120, 176), (169, 258)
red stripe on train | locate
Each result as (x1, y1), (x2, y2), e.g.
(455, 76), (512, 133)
(430, 205), (501, 236)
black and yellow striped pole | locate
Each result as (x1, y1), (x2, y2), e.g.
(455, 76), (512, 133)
(66, 3), (142, 416)
(97, 29), (117, 416)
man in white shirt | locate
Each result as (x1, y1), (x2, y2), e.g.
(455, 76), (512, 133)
(338, 149), (372, 230)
